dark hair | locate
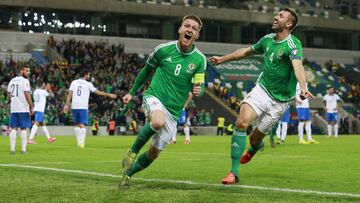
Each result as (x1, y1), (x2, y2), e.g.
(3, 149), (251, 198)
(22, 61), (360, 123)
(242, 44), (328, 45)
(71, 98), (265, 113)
(283, 8), (298, 31)
(80, 69), (90, 77)
(182, 15), (203, 31)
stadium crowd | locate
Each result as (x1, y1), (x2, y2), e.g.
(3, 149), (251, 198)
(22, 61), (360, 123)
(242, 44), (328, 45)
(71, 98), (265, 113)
(0, 38), (215, 132)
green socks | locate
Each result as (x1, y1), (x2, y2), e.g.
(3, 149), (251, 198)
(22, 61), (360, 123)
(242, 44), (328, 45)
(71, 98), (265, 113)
(130, 123), (157, 154)
(125, 152), (154, 177)
(231, 128), (247, 176)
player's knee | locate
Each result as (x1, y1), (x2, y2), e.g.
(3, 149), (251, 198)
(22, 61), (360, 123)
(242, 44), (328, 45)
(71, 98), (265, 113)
(235, 118), (250, 130)
(151, 120), (164, 131)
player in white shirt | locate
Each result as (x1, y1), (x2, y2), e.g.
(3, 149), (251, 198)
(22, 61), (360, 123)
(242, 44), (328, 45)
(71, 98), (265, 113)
(171, 92), (193, 144)
(7, 66), (34, 154)
(28, 82), (56, 144)
(295, 82), (318, 144)
(63, 69), (117, 148)
(275, 108), (290, 144)
(323, 86), (342, 137)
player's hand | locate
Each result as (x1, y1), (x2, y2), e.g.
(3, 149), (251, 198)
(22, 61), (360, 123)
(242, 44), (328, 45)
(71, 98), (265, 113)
(122, 93), (133, 104)
(29, 108), (34, 116)
(300, 89), (314, 100)
(209, 56), (224, 65)
(108, 93), (117, 99)
(63, 104), (69, 113)
(192, 84), (201, 96)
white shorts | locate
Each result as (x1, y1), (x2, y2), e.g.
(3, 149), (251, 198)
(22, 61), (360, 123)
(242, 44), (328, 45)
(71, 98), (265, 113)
(242, 84), (290, 134)
(143, 96), (177, 150)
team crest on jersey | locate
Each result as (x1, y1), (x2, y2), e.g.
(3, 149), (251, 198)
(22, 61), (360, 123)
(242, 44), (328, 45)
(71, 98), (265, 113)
(291, 49), (298, 56)
(188, 63), (195, 70)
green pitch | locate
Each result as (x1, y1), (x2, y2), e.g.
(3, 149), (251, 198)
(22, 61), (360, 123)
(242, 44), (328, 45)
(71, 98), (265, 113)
(0, 135), (359, 202)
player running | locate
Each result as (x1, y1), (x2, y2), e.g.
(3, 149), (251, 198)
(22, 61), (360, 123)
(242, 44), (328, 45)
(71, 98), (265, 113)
(63, 69), (117, 148)
(120, 15), (206, 186)
(210, 8), (314, 184)
(323, 86), (342, 137)
(7, 66), (34, 154)
(28, 82), (56, 144)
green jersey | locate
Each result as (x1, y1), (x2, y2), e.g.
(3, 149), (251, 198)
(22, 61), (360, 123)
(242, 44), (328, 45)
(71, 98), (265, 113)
(143, 41), (206, 119)
(251, 33), (303, 102)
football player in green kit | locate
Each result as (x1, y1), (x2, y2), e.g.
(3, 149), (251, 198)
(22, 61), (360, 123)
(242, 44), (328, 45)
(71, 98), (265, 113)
(119, 15), (206, 186)
(210, 8), (314, 184)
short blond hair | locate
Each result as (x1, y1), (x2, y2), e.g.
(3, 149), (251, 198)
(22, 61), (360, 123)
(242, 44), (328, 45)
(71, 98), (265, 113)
(182, 15), (203, 31)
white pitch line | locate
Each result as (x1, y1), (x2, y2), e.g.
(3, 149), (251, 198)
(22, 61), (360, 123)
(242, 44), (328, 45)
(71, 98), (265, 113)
(0, 164), (359, 198)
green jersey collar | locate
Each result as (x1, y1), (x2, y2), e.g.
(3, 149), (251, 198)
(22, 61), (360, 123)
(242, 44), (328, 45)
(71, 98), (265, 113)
(176, 40), (196, 55)
(272, 33), (291, 44)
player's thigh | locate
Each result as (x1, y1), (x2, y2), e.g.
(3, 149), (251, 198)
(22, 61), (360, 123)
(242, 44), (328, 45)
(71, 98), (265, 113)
(143, 96), (166, 129)
(10, 113), (20, 128)
(237, 102), (258, 127)
(152, 110), (177, 151)
(149, 110), (165, 129)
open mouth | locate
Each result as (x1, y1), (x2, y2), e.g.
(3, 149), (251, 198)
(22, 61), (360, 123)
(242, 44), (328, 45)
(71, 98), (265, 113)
(184, 33), (192, 40)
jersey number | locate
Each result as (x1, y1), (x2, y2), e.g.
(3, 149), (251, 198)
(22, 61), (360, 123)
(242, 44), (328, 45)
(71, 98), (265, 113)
(174, 64), (181, 76)
(269, 52), (274, 63)
(77, 86), (82, 96)
(10, 84), (18, 97)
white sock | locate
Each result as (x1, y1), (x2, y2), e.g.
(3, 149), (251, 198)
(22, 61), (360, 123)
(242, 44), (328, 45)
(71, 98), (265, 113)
(276, 123), (281, 139)
(9, 129), (17, 152)
(281, 122), (288, 141)
(327, 125), (332, 137)
(42, 126), (50, 139)
(305, 121), (312, 140)
(74, 127), (80, 145)
(334, 124), (339, 137)
(79, 128), (86, 146)
(29, 125), (38, 140)
(184, 126), (190, 141)
(298, 122), (305, 141)
(20, 130), (27, 152)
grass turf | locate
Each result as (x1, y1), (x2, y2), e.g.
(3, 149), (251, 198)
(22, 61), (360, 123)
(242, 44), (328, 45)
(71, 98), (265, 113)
(0, 134), (359, 202)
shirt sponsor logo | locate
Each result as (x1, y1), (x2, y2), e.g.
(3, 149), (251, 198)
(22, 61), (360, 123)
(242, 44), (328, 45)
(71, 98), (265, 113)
(277, 49), (284, 59)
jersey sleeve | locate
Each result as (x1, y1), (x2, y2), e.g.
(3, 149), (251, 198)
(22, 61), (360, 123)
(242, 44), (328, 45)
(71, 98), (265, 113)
(146, 45), (165, 68)
(323, 95), (327, 101)
(23, 79), (31, 92)
(44, 91), (49, 97)
(88, 82), (97, 92)
(251, 36), (267, 54)
(7, 82), (11, 93)
(192, 54), (207, 84)
(69, 81), (76, 92)
(335, 94), (341, 101)
(289, 37), (303, 60)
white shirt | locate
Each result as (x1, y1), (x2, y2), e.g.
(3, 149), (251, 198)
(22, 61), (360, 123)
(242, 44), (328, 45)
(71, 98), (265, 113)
(33, 89), (49, 113)
(69, 79), (97, 109)
(7, 76), (31, 113)
(295, 82), (309, 108)
(323, 93), (341, 113)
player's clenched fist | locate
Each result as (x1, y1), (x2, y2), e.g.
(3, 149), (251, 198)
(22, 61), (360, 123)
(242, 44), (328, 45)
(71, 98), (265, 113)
(122, 93), (133, 104)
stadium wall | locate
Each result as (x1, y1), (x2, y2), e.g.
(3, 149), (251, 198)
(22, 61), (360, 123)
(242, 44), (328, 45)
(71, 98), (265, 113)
(0, 31), (359, 65)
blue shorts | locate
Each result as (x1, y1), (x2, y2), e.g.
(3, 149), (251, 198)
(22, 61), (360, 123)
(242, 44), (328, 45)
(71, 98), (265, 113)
(34, 111), (45, 123)
(297, 108), (311, 121)
(72, 109), (88, 125)
(281, 109), (290, 123)
(326, 112), (338, 123)
(10, 112), (31, 128)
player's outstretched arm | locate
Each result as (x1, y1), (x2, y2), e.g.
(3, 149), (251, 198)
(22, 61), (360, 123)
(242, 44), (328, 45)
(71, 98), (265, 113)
(128, 63), (155, 96)
(24, 91), (34, 115)
(63, 91), (72, 113)
(209, 47), (253, 65)
(292, 59), (314, 100)
(94, 90), (117, 99)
